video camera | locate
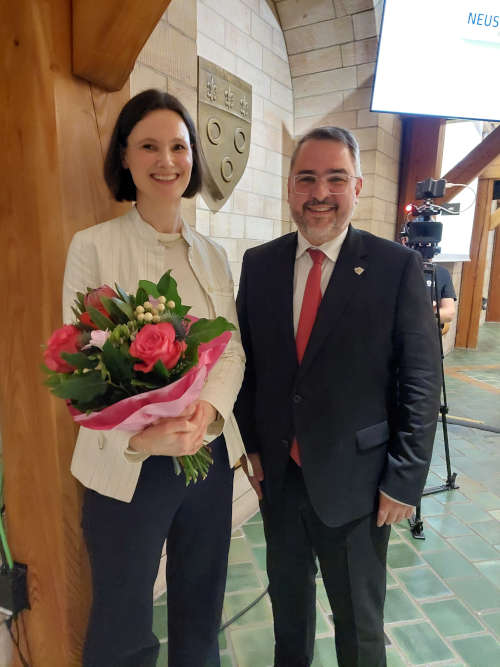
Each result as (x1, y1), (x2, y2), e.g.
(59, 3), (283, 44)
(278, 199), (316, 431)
(401, 178), (459, 260)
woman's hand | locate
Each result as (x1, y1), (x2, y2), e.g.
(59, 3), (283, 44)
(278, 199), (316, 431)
(129, 400), (217, 456)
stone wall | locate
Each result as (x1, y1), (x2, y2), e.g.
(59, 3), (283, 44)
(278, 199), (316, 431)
(275, 0), (401, 240)
(196, 0), (294, 286)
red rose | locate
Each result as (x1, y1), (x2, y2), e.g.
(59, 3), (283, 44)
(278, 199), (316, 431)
(80, 285), (118, 329)
(130, 322), (187, 373)
(44, 325), (82, 373)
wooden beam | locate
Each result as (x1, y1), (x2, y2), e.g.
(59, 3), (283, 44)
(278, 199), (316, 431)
(441, 125), (500, 203)
(455, 179), (494, 348)
(486, 228), (500, 322)
(396, 116), (445, 237)
(72, 0), (172, 91)
(1, 0), (129, 662)
(491, 207), (500, 231)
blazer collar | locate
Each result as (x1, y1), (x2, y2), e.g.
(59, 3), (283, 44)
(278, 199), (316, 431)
(297, 225), (368, 378)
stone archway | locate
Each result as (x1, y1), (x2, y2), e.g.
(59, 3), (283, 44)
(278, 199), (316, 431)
(272, 0), (400, 240)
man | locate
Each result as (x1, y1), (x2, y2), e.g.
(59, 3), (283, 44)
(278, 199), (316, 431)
(234, 127), (441, 667)
(428, 262), (456, 325)
(401, 238), (456, 325)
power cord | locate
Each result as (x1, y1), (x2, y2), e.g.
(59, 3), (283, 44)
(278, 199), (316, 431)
(219, 586), (270, 632)
(5, 615), (30, 667)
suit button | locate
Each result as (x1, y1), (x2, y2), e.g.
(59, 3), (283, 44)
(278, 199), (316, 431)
(293, 394), (302, 404)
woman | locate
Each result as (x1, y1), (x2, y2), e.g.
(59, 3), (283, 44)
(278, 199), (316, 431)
(63, 89), (245, 667)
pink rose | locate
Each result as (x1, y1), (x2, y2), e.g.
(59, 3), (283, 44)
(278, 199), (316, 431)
(79, 285), (118, 329)
(130, 322), (187, 373)
(44, 325), (82, 373)
(82, 329), (110, 350)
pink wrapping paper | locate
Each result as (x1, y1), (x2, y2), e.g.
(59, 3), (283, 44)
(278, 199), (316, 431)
(68, 331), (231, 431)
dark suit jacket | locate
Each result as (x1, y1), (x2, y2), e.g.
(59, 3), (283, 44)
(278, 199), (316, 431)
(234, 225), (441, 528)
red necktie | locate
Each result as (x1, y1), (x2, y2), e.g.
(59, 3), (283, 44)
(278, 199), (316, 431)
(290, 248), (325, 466)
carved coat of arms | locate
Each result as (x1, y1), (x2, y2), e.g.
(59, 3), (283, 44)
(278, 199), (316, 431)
(198, 57), (252, 212)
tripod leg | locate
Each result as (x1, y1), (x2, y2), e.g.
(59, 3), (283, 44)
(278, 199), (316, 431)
(432, 263), (458, 492)
(408, 502), (425, 540)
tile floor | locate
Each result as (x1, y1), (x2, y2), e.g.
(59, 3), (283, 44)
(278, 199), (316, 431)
(154, 323), (500, 666)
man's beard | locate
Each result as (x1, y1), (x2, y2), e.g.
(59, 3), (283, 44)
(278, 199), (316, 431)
(290, 197), (349, 245)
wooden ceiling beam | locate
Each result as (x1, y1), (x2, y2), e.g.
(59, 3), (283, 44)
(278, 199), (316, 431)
(72, 0), (172, 91)
(441, 125), (500, 203)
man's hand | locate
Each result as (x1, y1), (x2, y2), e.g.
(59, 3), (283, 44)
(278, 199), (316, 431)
(377, 492), (414, 527)
(240, 453), (264, 500)
(129, 400), (217, 456)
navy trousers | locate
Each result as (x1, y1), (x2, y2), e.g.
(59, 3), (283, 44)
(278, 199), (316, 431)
(262, 460), (390, 667)
(82, 436), (233, 667)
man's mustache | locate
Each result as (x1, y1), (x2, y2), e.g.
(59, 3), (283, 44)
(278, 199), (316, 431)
(303, 198), (338, 209)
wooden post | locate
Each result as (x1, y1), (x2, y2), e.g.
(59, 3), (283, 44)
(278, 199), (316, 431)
(455, 179), (494, 348)
(0, 0), (128, 663)
(486, 227), (500, 322)
(396, 116), (446, 236)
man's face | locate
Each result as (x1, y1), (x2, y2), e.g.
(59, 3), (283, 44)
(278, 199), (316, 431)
(288, 139), (362, 245)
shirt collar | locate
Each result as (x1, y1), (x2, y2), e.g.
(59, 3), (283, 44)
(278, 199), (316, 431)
(296, 226), (349, 264)
(129, 205), (193, 247)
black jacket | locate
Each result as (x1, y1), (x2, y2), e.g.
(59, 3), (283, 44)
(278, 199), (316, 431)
(234, 225), (441, 527)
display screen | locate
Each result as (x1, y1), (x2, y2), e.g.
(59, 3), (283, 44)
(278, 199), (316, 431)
(371, 0), (500, 122)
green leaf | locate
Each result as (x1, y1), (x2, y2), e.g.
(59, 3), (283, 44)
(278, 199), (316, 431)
(76, 292), (86, 310)
(111, 297), (134, 320)
(101, 340), (134, 384)
(136, 286), (148, 306)
(138, 280), (160, 299)
(100, 296), (129, 323)
(86, 306), (115, 331)
(157, 271), (191, 315)
(114, 283), (131, 304)
(187, 317), (236, 345)
(71, 306), (81, 321)
(60, 352), (97, 370)
(50, 371), (108, 402)
(130, 378), (163, 390)
(157, 271), (175, 297)
(151, 359), (170, 380)
(43, 368), (65, 387)
(182, 343), (199, 369)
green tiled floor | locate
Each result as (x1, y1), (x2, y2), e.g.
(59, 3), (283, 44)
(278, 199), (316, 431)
(153, 324), (500, 665)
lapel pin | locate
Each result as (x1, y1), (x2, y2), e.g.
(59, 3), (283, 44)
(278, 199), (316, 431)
(354, 266), (365, 275)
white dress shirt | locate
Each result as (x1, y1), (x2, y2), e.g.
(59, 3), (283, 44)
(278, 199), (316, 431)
(293, 228), (348, 335)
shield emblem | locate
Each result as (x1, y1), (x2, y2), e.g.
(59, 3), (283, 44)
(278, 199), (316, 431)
(198, 57), (252, 212)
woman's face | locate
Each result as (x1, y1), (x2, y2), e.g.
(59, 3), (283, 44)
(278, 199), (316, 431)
(122, 109), (193, 204)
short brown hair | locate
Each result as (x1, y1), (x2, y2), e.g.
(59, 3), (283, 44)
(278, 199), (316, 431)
(290, 126), (362, 176)
(104, 89), (203, 201)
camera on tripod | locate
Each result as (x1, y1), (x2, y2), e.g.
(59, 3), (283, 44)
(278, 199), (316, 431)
(401, 177), (459, 261)
(401, 179), (460, 540)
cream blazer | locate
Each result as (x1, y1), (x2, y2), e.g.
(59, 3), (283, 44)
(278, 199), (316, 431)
(62, 207), (246, 502)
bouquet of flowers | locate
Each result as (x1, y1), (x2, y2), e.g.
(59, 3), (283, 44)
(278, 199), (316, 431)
(43, 271), (235, 484)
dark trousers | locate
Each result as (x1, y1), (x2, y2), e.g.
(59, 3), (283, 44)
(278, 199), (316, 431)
(262, 460), (390, 667)
(82, 436), (234, 667)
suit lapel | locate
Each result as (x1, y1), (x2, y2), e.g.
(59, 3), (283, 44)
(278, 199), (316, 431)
(269, 233), (298, 366)
(297, 226), (368, 379)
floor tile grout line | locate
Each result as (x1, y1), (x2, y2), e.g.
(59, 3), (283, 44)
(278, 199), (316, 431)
(386, 539), (494, 663)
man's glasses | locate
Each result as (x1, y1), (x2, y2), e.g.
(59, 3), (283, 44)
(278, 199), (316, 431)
(292, 173), (359, 196)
